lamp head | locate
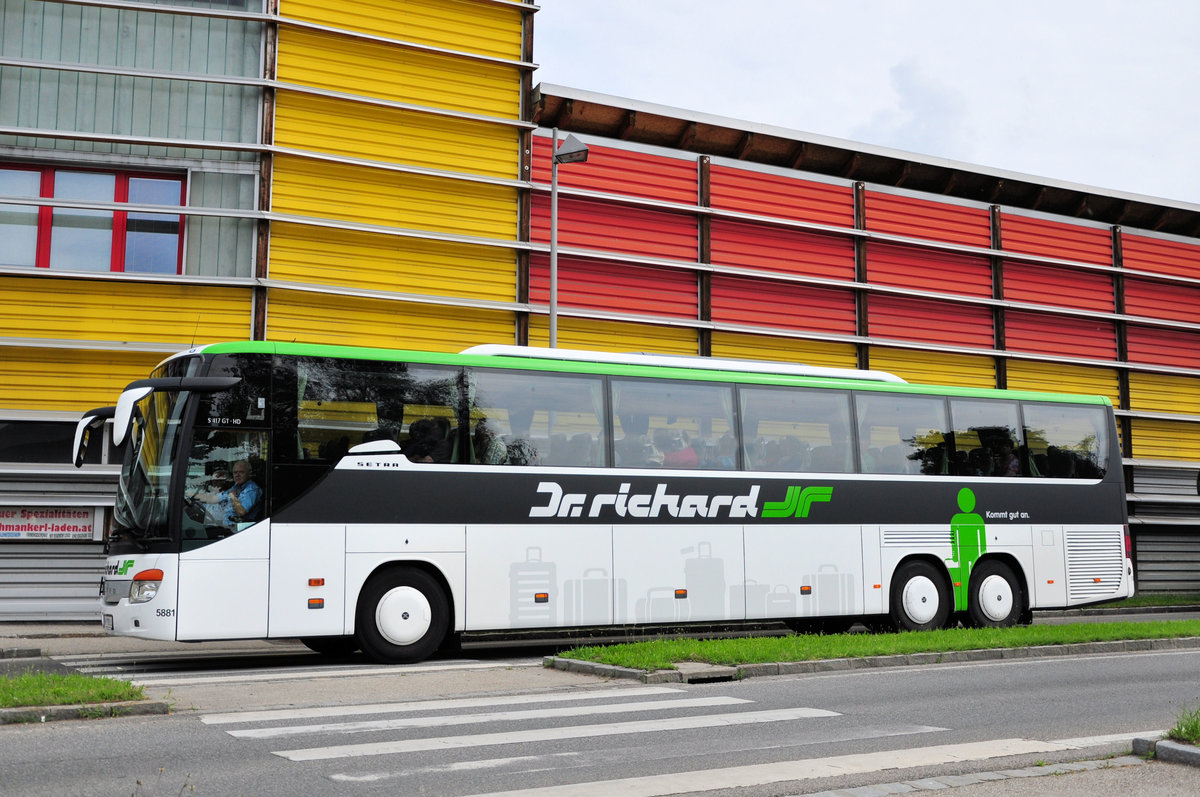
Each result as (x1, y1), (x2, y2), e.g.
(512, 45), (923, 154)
(554, 134), (589, 164)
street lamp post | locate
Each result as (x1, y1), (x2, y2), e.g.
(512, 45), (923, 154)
(548, 128), (589, 348)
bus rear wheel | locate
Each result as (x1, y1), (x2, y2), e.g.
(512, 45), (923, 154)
(967, 560), (1024, 628)
(889, 560), (952, 631)
(356, 567), (449, 664)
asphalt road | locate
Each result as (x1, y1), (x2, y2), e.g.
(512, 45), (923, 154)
(4, 619), (1200, 796)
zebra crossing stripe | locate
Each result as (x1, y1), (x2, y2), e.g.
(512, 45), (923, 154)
(273, 707), (841, 761)
(203, 686), (684, 725)
(455, 738), (1080, 797)
(231, 696), (752, 739)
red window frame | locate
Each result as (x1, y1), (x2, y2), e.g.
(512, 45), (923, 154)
(1, 163), (186, 274)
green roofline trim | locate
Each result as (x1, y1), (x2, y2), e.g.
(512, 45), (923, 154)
(193, 341), (1111, 406)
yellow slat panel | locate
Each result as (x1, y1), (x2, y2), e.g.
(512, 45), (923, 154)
(0, 276), (251, 344)
(528, 318), (698, 355)
(277, 27), (520, 119)
(1130, 418), (1200, 461)
(1005, 360), (1119, 404)
(269, 222), (516, 300)
(1129, 372), (1200, 416)
(869, 347), (996, 389)
(271, 155), (517, 241)
(710, 332), (858, 369)
(266, 291), (514, 352)
(0, 348), (165, 412)
(280, 0), (526, 60)
(273, 91), (519, 180)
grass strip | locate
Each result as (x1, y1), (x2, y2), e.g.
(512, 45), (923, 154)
(0, 672), (144, 708)
(558, 620), (1200, 672)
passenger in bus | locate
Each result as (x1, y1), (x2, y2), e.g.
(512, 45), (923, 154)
(504, 409), (541, 466)
(191, 460), (261, 531)
(473, 422), (508, 465)
(402, 419), (451, 463)
(657, 429), (698, 468)
(996, 438), (1020, 477)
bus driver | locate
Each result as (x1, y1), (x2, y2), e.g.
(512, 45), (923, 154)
(190, 460), (261, 531)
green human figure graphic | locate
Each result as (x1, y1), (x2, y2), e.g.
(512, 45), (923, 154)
(947, 487), (987, 611)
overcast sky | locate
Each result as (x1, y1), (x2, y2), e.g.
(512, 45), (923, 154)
(532, 1), (1200, 206)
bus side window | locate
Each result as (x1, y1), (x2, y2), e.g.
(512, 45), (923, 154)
(855, 393), (948, 475)
(468, 368), (607, 468)
(948, 398), (1023, 478)
(611, 380), (735, 470)
(1022, 404), (1108, 479)
(738, 386), (852, 473)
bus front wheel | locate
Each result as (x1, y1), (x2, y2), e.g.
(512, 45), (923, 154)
(356, 567), (449, 664)
(889, 560), (952, 631)
(967, 560), (1024, 628)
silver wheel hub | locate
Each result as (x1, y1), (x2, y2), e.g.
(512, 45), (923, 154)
(375, 586), (432, 646)
(901, 575), (940, 625)
(977, 574), (1014, 622)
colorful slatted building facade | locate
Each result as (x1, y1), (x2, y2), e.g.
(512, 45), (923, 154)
(1, 0), (1198, 617)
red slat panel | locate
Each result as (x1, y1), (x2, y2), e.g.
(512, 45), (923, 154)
(530, 136), (698, 203)
(868, 295), (994, 348)
(710, 276), (856, 334)
(531, 195), (697, 260)
(1124, 277), (1200, 324)
(1126, 325), (1200, 369)
(867, 243), (992, 297)
(864, 191), (990, 247)
(709, 219), (854, 280)
(1003, 262), (1113, 311)
(529, 255), (697, 319)
(1000, 214), (1112, 265)
(708, 165), (853, 226)
(1122, 233), (1200, 280)
(1005, 310), (1116, 359)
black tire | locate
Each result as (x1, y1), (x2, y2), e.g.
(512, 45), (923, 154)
(300, 635), (359, 657)
(356, 567), (449, 664)
(966, 559), (1024, 628)
(889, 560), (952, 631)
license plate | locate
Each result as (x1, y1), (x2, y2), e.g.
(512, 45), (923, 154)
(102, 614), (113, 631)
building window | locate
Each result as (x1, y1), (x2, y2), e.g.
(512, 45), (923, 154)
(0, 165), (185, 274)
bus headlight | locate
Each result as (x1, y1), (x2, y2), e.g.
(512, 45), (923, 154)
(129, 569), (164, 603)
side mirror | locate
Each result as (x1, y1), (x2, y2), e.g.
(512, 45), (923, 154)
(73, 407), (115, 468)
(112, 386), (154, 447)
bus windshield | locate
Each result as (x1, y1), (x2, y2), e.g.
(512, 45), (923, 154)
(113, 357), (199, 541)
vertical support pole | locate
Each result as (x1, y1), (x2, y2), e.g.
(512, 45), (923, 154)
(549, 127), (560, 348)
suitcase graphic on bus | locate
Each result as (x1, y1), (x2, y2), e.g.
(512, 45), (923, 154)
(563, 568), (611, 626)
(730, 579), (770, 619)
(765, 584), (798, 617)
(636, 587), (690, 623)
(801, 563), (856, 617)
(509, 546), (556, 626)
(683, 541), (726, 619)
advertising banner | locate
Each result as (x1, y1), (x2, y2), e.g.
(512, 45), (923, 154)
(0, 507), (103, 541)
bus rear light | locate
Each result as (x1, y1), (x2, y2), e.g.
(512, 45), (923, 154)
(1124, 525), (1132, 558)
(129, 569), (164, 604)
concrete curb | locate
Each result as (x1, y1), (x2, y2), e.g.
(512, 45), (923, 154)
(0, 701), (170, 725)
(544, 635), (1200, 684)
(1133, 736), (1200, 767)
